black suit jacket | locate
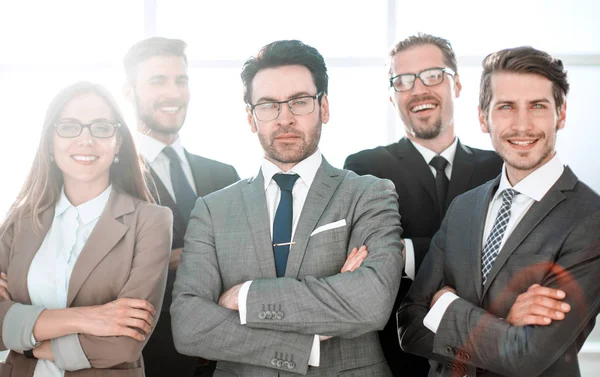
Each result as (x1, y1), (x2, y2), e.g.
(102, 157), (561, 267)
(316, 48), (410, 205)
(344, 137), (502, 377)
(398, 168), (600, 376)
(143, 150), (239, 377)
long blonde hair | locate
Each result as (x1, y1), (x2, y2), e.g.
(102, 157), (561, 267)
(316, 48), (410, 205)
(0, 81), (154, 235)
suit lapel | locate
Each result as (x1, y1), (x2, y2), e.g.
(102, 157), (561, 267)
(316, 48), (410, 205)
(66, 190), (132, 306)
(286, 159), (343, 278)
(242, 172), (277, 279)
(10, 208), (55, 305)
(148, 166), (187, 241)
(393, 138), (438, 209)
(447, 140), (476, 206)
(482, 168), (576, 298)
(471, 178), (499, 301)
(186, 150), (213, 197)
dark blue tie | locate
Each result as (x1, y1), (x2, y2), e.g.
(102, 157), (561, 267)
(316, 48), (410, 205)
(162, 146), (197, 223)
(272, 173), (299, 277)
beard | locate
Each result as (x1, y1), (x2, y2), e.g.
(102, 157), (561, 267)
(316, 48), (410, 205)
(259, 120), (322, 165)
(406, 117), (443, 140)
(134, 94), (187, 135)
(495, 123), (560, 172)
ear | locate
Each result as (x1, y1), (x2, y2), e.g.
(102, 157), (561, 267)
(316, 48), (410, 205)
(557, 100), (567, 130)
(246, 106), (258, 133)
(478, 106), (490, 133)
(453, 73), (462, 98)
(123, 83), (134, 103)
(320, 94), (330, 124)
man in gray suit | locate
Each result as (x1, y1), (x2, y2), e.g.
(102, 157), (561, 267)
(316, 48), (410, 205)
(171, 40), (404, 376)
(398, 46), (600, 376)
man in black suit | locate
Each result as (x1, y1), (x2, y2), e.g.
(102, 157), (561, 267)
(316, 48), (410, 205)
(398, 46), (600, 377)
(344, 33), (502, 376)
(123, 37), (240, 377)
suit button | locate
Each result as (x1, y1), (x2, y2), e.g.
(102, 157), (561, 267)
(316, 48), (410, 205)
(259, 312), (266, 320)
(265, 311), (272, 319)
(275, 311), (284, 319)
(446, 346), (454, 355)
(276, 359), (283, 367)
(287, 361), (295, 369)
(271, 358), (278, 366)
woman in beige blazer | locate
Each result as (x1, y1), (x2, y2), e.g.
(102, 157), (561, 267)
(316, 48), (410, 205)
(0, 81), (172, 377)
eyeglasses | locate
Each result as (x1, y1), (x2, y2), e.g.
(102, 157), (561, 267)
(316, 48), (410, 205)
(54, 121), (121, 138)
(389, 67), (455, 92)
(249, 92), (323, 121)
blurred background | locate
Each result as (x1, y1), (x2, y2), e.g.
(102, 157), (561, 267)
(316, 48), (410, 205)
(1, 0), (599, 373)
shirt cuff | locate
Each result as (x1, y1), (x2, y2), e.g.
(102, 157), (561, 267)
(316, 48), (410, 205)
(424, 292), (459, 333)
(1, 303), (45, 350)
(308, 335), (320, 366)
(404, 238), (416, 280)
(238, 281), (252, 325)
(51, 334), (92, 371)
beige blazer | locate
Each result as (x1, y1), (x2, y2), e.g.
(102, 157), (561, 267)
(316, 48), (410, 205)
(0, 189), (172, 377)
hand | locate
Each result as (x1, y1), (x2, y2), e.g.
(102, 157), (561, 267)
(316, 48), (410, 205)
(506, 284), (570, 326)
(340, 245), (368, 273)
(81, 298), (155, 341)
(430, 286), (456, 308)
(218, 283), (243, 311)
(33, 341), (54, 361)
(170, 248), (183, 271)
(0, 272), (11, 300)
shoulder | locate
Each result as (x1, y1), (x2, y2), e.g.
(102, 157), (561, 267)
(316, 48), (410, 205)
(339, 168), (397, 196)
(460, 144), (502, 165)
(125, 195), (173, 229)
(185, 152), (236, 171)
(346, 142), (399, 164)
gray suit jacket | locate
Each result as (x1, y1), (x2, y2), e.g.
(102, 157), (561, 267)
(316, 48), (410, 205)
(398, 167), (600, 377)
(171, 159), (404, 376)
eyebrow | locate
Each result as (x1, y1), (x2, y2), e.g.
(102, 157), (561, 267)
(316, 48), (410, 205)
(495, 98), (552, 105)
(255, 91), (314, 104)
(57, 117), (115, 123)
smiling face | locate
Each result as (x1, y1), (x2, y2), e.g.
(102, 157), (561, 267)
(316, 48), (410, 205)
(247, 64), (329, 171)
(389, 44), (461, 141)
(53, 92), (122, 192)
(479, 72), (566, 184)
(129, 55), (190, 141)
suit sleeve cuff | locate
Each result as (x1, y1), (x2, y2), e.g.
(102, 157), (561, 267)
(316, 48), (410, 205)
(51, 334), (92, 371)
(238, 281), (253, 325)
(1, 303), (45, 350)
(424, 292), (459, 333)
(404, 238), (416, 280)
(308, 335), (320, 366)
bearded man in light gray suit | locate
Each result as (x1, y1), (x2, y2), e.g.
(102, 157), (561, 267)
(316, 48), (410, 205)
(398, 46), (600, 377)
(171, 40), (404, 376)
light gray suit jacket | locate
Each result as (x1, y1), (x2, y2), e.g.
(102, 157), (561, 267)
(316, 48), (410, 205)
(171, 159), (404, 376)
(398, 167), (600, 377)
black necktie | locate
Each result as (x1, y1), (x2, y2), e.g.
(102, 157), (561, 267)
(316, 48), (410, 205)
(430, 155), (449, 216)
(272, 173), (299, 277)
(162, 146), (197, 223)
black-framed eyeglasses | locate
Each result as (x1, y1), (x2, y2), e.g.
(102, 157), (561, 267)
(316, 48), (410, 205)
(54, 121), (121, 138)
(389, 67), (456, 92)
(249, 92), (324, 121)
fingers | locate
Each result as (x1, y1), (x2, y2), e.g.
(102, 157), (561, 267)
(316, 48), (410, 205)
(117, 298), (156, 316)
(123, 317), (153, 335)
(0, 290), (10, 301)
(340, 245), (368, 273)
(507, 285), (570, 326)
(119, 327), (147, 342)
(527, 284), (566, 300)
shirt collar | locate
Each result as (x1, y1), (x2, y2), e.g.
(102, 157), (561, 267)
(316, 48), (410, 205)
(55, 185), (113, 225)
(261, 149), (323, 191)
(409, 137), (458, 167)
(135, 133), (187, 163)
(496, 153), (564, 202)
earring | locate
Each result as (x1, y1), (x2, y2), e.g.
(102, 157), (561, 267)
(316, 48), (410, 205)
(113, 154), (120, 164)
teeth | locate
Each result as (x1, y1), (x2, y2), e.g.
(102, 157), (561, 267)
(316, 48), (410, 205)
(411, 103), (436, 112)
(72, 155), (98, 161)
(160, 106), (180, 113)
(510, 140), (535, 146)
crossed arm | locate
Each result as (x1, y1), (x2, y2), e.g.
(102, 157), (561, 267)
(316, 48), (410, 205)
(398, 207), (600, 377)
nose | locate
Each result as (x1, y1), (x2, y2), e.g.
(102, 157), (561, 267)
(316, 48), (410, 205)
(76, 127), (94, 146)
(163, 81), (185, 99)
(512, 108), (533, 132)
(276, 103), (296, 126)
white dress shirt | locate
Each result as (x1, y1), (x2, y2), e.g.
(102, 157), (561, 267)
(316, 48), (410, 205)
(135, 133), (197, 199)
(403, 138), (458, 280)
(239, 149), (323, 366)
(424, 154), (565, 333)
(27, 186), (112, 376)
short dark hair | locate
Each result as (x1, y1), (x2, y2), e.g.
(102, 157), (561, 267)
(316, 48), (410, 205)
(479, 46), (569, 115)
(123, 37), (188, 83)
(241, 40), (328, 104)
(388, 33), (457, 77)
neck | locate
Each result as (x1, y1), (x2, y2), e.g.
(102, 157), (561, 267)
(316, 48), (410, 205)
(138, 122), (179, 145)
(63, 179), (110, 207)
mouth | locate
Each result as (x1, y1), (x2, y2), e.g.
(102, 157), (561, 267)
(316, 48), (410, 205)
(507, 138), (539, 149)
(71, 155), (99, 164)
(410, 103), (437, 113)
(157, 105), (184, 115)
